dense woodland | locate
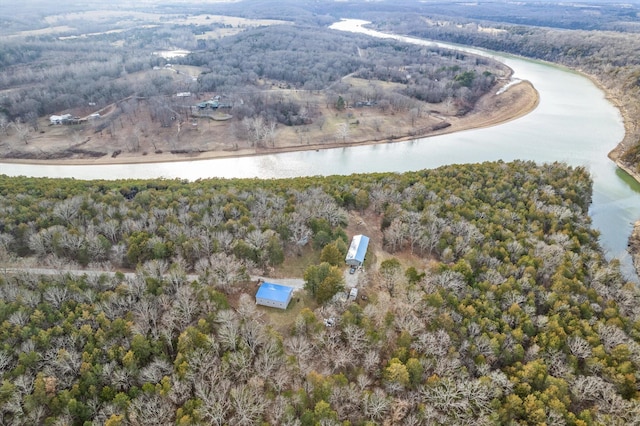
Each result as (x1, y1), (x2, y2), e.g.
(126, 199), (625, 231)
(0, 161), (640, 424)
(186, 25), (498, 99)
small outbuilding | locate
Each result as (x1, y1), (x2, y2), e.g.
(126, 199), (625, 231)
(345, 234), (369, 267)
(255, 282), (294, 310)
(50, 114), (73, 125)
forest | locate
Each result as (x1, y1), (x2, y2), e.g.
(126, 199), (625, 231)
(1, 161), (640, 424)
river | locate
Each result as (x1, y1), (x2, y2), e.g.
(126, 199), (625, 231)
(0, 20), (637, 279)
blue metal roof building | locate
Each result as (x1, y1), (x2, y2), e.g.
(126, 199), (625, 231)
(255, 282), (294, 309)
(345, 234), (369, 266)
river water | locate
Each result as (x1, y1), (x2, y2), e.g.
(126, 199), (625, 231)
(1, 20), (637, 279)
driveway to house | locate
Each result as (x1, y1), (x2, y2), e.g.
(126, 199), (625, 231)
(253, 276), (305, 290)
(0, 266), (306, 291)
(343, 266), (363, 289)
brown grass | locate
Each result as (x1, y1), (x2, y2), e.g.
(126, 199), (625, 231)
(275, 246), (320, 278)
(261, 291), (317, 335)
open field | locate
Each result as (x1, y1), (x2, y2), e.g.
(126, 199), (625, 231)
(4, 10), (287, 38)
(44, 11), (288, 29)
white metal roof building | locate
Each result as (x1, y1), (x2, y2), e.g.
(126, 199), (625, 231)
(255, 282), (294, 310)
(49, 114), (73, 125)
(345, 234), (369, 267)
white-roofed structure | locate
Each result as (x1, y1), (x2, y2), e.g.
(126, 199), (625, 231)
(345, 234), (369, 267)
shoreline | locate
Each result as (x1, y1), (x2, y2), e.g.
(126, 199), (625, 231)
(587, 70), (639, 180)
(0, 81), (539, 167)
(595, 71), (640, 279)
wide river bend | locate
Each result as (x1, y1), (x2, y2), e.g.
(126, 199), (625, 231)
(1, 20), (637, 279)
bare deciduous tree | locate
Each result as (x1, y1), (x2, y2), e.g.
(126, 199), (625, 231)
(128, 392), (175, 425)
(229, 384), (267, 426)
(196, 252), (248, 291)
(335, 122), (350, 143)
(52, 196), (83, 225)
(217, 309), (241, 352)
(195, 376), (231, 426)
(287, 212), (312, 251)
(363, 388), (390, 421)
(11, 118), (30, 144)
(567, 335), (592, 360)
(0, 113), (9, 135)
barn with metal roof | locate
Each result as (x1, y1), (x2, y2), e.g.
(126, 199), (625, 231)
(255, 282), (294, 310)
(345, 234), (369, 267)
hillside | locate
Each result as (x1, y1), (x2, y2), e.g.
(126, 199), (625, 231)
(0, 11), (533, 163)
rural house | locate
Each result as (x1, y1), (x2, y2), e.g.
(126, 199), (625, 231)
(49, 114), (73, 125)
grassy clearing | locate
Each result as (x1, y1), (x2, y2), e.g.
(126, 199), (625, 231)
(170, 65), (205, 78)
(261, 290), (317, 335)
(37, 11), (287, 39)
(276, 246), (319, 278)
(8, 26), (76, 38)
(166, 14), (289, 27)
(195, 28), (246, 40)
(343, 76), (406, 92)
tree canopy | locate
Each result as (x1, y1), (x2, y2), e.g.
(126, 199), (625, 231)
(0, 160), (638, 423)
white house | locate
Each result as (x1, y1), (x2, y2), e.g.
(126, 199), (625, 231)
(50, 114), (73, 125)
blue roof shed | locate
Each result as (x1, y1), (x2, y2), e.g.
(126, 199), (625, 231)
(256, 282), (294, 309)
(345, 234), (369, 266)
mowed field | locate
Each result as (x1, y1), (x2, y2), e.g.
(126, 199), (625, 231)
(5, 8), (287, 38)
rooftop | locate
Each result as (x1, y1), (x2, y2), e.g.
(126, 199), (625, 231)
(256, 282), (294, 303)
